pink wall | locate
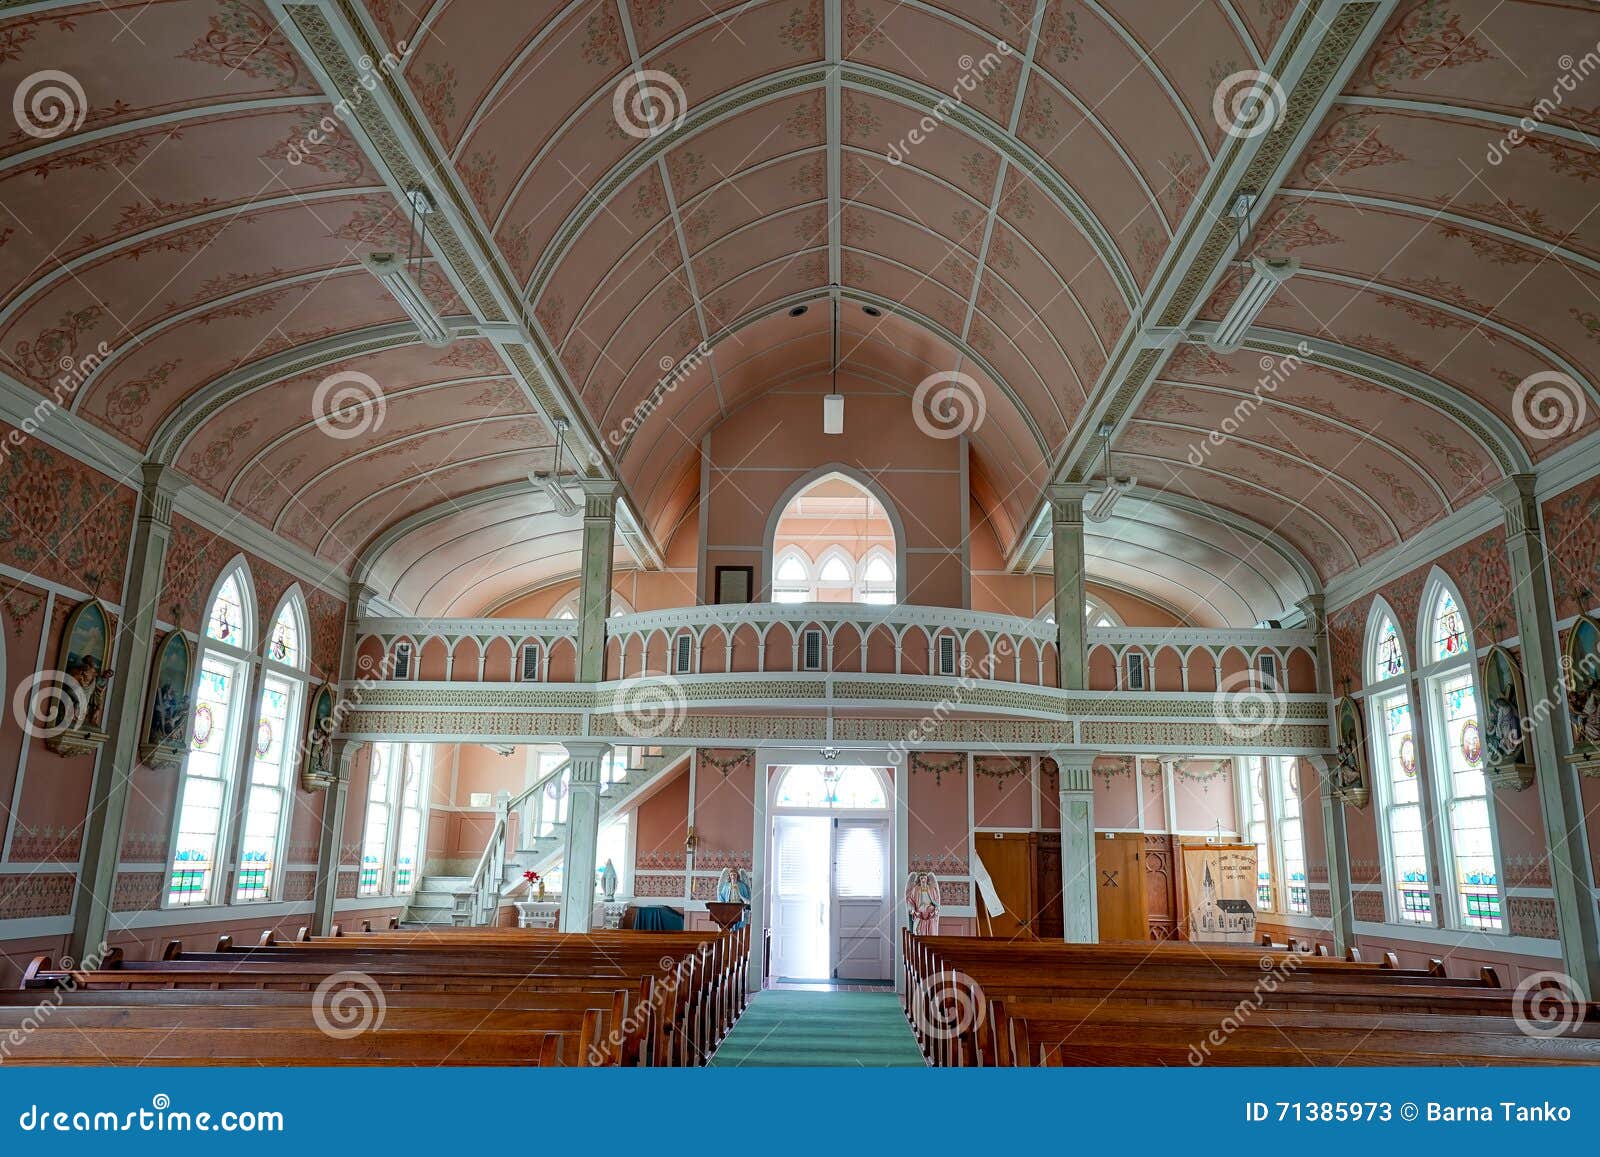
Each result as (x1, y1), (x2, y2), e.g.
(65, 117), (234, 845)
(702, 386), (966, 607)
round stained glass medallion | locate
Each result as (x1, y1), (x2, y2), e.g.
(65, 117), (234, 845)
(255, 720), (273, 757)
(1461, 720), (1482, 766)
(1398, 735), (1417, 776)
(191, 704), (214, 748)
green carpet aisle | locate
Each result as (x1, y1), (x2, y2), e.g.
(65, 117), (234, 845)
(711, 989), (927, 1067)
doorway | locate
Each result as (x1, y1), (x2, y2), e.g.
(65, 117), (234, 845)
(766, 765), (894, 982)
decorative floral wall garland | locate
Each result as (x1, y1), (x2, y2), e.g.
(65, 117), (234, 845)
(910, 752), (965, 785)
(1176, 758), (1233, 792)
(699, 748), (752, 777)
(974, 755), (1028, 781)
(1095, 755), (1134, 788)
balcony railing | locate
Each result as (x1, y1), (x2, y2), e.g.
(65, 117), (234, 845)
(354, 605), (1318, 694)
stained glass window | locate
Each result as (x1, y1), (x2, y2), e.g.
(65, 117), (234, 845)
(234, 672), (298, 901)
(206, 572), (249, 647)
(169, 567), (255, 907)
(1372, 614), (1405, 680)
(1431, 590), (1469, 661)
(268, 601), (303, 668)
(358, 742), (432, 897)
(1374, 690), (1431, 924)
(1434, 669), (1502, 930)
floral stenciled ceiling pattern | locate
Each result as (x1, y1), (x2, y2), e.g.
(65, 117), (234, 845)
(0, 0), (1598, 617)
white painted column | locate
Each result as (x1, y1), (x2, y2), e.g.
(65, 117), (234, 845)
(1299, 594), (1354, 956)
(71, 465), (184, 959)
(311, 740), (359, 936)
(311, 582), (372, 936)
(1309, 755), (1355, 956)
(1053, 750), (1098, 943)
(559, 741), (609, 932)
(1495, 474), (1600, 997)
(577, 481), (620, 683)
(1048, 484), (1091, 690)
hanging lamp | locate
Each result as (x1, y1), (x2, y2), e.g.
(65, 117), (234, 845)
(823, 287), (844, 434)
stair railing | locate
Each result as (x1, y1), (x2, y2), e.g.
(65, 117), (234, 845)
(466, 812), (506, 926)
(465, 745), (675, 924)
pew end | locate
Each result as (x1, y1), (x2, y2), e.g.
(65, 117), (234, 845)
(162, 940), (184, 961)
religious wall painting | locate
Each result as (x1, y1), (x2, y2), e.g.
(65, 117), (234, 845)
(1564, 615), (1600, 777)
(1331, 695), (1371, 807)
(300, 683), (337, 791)
(41, 599), (113, 757)
(1479, 645), (1534, 790)
(138, 630), (192, 769)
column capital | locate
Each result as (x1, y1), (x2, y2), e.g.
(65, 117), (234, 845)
(563, 740), (611, 784)
(1049, 749), (1097, 793)
(1491, 473), (1540, 537)
(136, 462), (186, 527)
(1047, 483), (1093, 525)
(1295, 593), (1326, 627)
(579, 479), (622, 519)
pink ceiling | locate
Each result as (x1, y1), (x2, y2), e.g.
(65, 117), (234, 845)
(1136, 0), (1600, 586)
(2, 0), (1596, 617)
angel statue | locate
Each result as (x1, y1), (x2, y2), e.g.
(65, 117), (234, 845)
(906, 870), (940, 935)
(1485, 687), (1525, 766)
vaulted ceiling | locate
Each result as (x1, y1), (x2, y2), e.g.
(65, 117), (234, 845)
(1, 0), (1595, 623)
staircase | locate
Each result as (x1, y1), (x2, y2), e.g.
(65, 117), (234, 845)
(399, 874), (475, 927)
(462, 744), (690, 925)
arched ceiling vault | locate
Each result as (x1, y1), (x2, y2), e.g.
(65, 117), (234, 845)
(1, 0), (1597, 624)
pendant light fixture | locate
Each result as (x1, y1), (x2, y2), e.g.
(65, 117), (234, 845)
(823, 287), (844, 434)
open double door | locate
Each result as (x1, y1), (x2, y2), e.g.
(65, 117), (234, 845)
(769, 815), (892, 981)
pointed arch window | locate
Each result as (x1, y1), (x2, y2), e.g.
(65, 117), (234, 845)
(170, 564), (257, 907)
(772, 551), (812, 604)
(1419, 578), (1502, 931)
(1364, 601), (1430, 925)
(861, 551), (896, 605)
(235, 593), (311, 902)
